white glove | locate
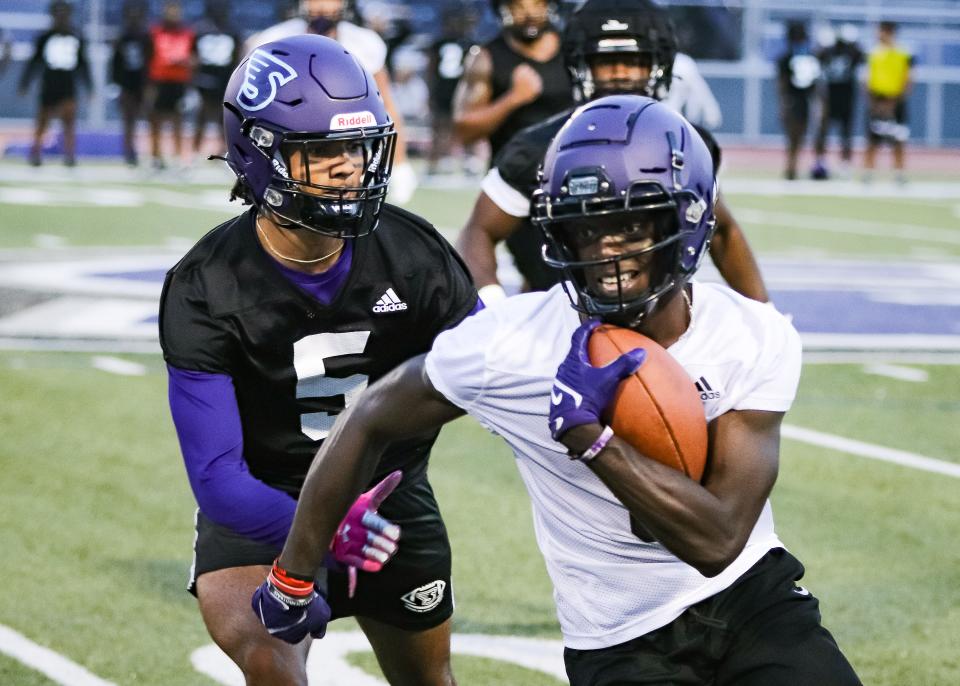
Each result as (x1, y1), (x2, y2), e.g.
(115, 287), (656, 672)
(388, 161), (418, 205)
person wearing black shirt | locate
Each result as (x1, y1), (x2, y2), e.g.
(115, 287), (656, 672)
(191, 0), (240, 158)
(160, 35), (477, 685)
(426, 8), (478, 175)
(111, 1), (151, 166)
(18, 0), (91, 167)
(456, 0), (769, 305)
(776, 21), (822, 181)
(452, 0), (572, 163)
(813, 25), (864, 179)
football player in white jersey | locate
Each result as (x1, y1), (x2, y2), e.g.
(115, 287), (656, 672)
(256, 95), (861, 685)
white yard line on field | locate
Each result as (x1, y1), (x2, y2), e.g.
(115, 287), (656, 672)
(861, 363), (929, 382)
(192, 631), (567, 685)
(782, 424), (960, 478)
(734, 207), (960, 246)
(91, 355), (147, 376)
(0, 624), (117, 686)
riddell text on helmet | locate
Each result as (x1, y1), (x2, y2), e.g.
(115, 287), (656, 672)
(330, 111), (376, 130)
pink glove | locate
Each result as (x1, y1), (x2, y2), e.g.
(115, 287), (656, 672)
(331, 470), (402, 597)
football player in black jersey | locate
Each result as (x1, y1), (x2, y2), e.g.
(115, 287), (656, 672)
(18, 0), (91, 167)
(190, 0), (241, 159)
(452, 0), (572, 162)
(456, 0), (769, 305)
(159, 35), (477, 685)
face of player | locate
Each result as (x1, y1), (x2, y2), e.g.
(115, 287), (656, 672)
(124, 5), (145, 28)
(162, 2), (183, 24)
(284, 140), (365, 193)
(588, 53), (653, 96)
(503, 0), (550, 42)
(51, 4), (72, 29)
(560, 211), (674, 304)
(302, 0), (344, 21)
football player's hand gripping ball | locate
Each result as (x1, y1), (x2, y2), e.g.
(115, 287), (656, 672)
(331, 470), (403, 597)
(252, 562), (332, 644)
(549, 319), (646, 441)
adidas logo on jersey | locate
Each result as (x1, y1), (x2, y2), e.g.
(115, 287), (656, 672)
(372, 287), (408, 313)
(694, 376), (722, 401)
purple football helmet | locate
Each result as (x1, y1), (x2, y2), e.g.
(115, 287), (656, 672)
(222, 34), (396, 238)
(531, 95), (716, 326)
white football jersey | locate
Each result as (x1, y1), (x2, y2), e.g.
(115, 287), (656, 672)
(424, 281), (802, 649)
(661, 53), (723, 131)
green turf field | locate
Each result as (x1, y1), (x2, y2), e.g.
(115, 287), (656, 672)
(1, 162), (958, 684)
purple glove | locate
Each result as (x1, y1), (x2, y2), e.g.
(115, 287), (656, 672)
(549, 319), (646, 441)
(252, 562), (331, 644)
(331, 470), (402, 598)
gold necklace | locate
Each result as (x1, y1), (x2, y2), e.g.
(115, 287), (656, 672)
(256, 217), (344, 265)
(682, 286), (693, 325)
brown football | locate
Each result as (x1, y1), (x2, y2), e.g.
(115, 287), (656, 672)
(588, 324), (708, 481)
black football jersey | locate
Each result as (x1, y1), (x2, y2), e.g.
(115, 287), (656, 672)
(485, 34), (573, 161)
(160, 205), (478, 495)
(494, 112), (722, 292)
(192, 19), (239, 92)
(20, 30), (90, 98)
(111, 30), (151, 92)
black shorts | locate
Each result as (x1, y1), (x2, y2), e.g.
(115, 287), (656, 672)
(564, 548), (862, 686)
(867, 95), (908, 144)
(40, 86), (76, 108)
(188, 475), (454, 632)
(781, 95), (810, 137)
(827, 85), (856, 123)
(152, 81), (186, 113)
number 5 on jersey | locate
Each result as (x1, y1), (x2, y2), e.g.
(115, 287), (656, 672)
(293, 331), (371, 440)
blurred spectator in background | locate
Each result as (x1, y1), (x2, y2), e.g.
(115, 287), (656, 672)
(18, 0), (91, 167)
(363, 1), (413, 80)
(661, 52), (722, 131)
(0, 27), (12, 76)
(192, 0), (240, 159)
(245, 0), (418, 204)
(390, 47), (429, 128)
(111, 0), (151, 167)
(864, 21), (913, 185)
(147, 0), (194, 170)
(777, 21), (821, 180)
(453, 0), (572, 165)
(427, 8), (480, 176)
(813, 24), (863, 179)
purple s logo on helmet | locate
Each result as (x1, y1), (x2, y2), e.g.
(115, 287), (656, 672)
(237, 50), (299, 112)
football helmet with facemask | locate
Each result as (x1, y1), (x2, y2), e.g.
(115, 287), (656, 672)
(222, 34), (396, 238)
(531, 95), (716, 327)
(563, 0), (676, 101)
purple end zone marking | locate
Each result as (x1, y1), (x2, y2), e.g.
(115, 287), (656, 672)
(772, 290), (960, 335)
(77, 265), (960, 338)
(91, 269), (169, 282)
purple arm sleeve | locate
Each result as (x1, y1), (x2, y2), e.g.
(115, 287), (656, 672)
(167, 364), (296, 550)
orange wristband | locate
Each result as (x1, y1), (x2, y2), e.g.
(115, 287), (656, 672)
(269, 560), (314, 598)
